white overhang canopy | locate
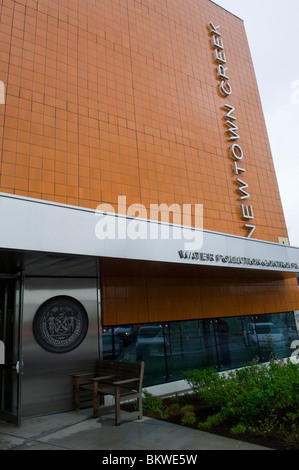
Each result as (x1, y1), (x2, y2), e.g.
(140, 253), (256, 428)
(1, 193), (299, 274)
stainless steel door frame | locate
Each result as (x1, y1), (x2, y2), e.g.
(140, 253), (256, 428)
(22, 277), (99, 418)
(0, 276), (23, 425)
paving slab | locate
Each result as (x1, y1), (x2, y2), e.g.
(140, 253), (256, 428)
(0, 408), (271, 451)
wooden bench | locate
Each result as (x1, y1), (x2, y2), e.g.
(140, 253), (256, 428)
(73, 359), (145, 426)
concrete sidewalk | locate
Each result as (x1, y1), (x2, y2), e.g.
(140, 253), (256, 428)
(0, 408), (270, 451)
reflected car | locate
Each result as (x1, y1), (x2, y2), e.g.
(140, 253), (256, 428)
(113, 326), (137, 345)
(284, 326), (299, 344)
(102, 328), (123, 359)
(243, 322), (285, 348)
(136, 325), (166, 359)
(102, 326), (137, 359)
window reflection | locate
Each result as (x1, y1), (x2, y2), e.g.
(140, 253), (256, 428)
(101, 312), (299, 387)
(165, 320), (218, 381)
(102, 325), (137, 360)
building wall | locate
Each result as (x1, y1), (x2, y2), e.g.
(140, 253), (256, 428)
(101, 271), (299, 326)
(1, 0), (299, 328)
(100, 259), (299, 326)
(0, 0), (289, 243)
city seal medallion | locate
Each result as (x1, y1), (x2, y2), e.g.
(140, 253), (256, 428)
(33, 296), (88, 353)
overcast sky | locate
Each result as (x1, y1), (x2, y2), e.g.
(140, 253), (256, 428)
(214, 0), (299, 247)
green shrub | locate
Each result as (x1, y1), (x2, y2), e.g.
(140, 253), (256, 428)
(198, 412), (226, 431)
(230, 423), (247, 436)
(279, 421), (299, 450)
(142, 390), (163, 415)
(184, 359), (299, 428)
(248, 410), (279, 438)
(181, 404), (194, 414)
(169, 402), (180, 411)
(180, 404), (196, 425)
(181, 412), (196, 426)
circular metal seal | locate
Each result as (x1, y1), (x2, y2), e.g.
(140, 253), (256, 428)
(33, 296), (89, 353)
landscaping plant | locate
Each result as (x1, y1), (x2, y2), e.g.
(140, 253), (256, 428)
(183, 358), (299, 448)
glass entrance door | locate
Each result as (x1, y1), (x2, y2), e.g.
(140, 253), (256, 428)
(0, 278), (22, 425)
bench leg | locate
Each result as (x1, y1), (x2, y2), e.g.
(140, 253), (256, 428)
(74, 378), (80, 411)
(138, 395), (143, 420)
(93, 381), (99, 418)
(115, 387), (121, 426)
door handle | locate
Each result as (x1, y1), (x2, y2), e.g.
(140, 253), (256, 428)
(13, 361), (23, 374)
(2, 360), (23, 373)
(15, 360), (24, 374)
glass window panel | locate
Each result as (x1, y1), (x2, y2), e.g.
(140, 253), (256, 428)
(215, 317), (259, 371)
(165, 320), (218, 381)
(110, 323), (167, 386)
(135, 323), (166, 386)
(101, 312), (298, 387)
(102, 325), (139, 361)
(284, 312), (299, 346)
(102, 327), (120, 360)
(254, 312), (298, 362)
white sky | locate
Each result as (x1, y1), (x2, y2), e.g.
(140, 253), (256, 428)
(214, 0), (299, 247)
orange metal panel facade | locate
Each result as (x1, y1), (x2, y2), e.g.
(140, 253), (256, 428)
(100, 260), (299, 325)
(0, 0), (298, 325)
(0, 0), (288, 240)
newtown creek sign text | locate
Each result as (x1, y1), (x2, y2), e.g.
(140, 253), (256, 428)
(209, 22), (256, 239)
